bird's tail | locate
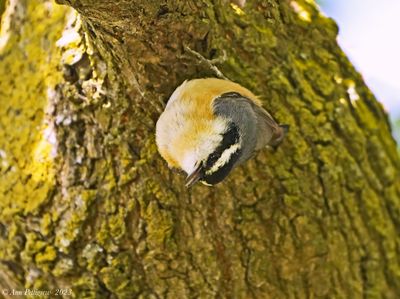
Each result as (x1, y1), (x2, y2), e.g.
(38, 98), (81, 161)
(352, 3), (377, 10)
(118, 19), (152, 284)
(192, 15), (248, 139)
(269, 124), (289, 148)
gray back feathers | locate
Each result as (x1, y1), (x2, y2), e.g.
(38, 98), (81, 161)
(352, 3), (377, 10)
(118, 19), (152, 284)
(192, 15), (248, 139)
(213, 92), (283, 165)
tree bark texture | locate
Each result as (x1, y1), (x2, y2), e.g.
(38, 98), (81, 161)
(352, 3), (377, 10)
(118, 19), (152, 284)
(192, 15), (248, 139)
(1, 0), (400, 298)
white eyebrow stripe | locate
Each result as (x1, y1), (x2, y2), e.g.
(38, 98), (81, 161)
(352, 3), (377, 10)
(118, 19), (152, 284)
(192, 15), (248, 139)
(206, 143), (241, 175)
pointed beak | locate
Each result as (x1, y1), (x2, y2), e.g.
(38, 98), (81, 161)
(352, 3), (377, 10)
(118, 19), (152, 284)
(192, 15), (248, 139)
(185, 165), (203, 188)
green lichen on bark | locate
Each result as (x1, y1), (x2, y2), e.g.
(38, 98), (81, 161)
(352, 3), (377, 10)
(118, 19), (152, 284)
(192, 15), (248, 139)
(0, 0), (66, 215)
(0, 0), (69, 291)
(1, 0), (400, 298)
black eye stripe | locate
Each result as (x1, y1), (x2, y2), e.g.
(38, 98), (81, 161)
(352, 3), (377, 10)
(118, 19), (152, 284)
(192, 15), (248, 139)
(203, 148), (241, 185)
(198, 122), (241, 185)
(204, 123), (240, 169)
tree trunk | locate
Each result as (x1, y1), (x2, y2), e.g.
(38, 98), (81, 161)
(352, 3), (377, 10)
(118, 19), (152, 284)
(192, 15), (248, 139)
(1, 0), (400, 298)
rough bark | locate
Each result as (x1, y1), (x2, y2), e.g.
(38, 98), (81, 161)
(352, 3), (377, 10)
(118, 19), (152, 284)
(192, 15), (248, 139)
(1, 0), (400, 298)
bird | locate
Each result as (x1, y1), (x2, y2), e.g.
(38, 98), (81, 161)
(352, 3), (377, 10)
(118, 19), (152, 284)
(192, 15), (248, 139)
(155, 78), (288, 187)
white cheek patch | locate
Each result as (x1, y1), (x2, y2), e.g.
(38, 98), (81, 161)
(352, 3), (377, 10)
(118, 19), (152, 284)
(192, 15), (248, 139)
(197, 133), (222, 157)
(206, 143), (241, 175)
(181, 134), (222, 175)
(212, 117), (228, 134)
(181, 152), (198, 174)
(180, 118), (228, 175)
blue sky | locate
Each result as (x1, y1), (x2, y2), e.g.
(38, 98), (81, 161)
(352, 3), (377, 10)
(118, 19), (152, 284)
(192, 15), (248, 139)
(319, 0), (400, 120)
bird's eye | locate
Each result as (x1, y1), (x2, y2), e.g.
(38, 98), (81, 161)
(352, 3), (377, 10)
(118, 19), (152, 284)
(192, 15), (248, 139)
(206, 153), (219, 166)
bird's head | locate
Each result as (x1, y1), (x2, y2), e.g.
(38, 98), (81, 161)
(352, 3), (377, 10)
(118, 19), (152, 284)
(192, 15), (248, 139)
(182, 122), (243, 187)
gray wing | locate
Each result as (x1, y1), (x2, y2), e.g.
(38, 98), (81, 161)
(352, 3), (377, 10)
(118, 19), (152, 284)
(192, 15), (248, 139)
(213, 92), (287, 151)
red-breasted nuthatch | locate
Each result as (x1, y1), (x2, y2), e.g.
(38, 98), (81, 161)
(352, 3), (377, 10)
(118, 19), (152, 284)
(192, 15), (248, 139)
(155, 78), (288, 187)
